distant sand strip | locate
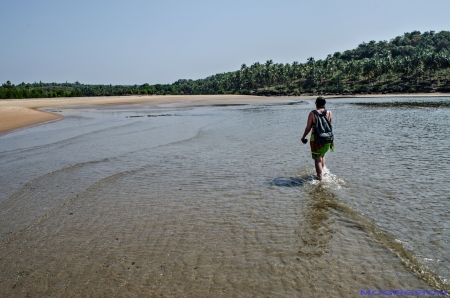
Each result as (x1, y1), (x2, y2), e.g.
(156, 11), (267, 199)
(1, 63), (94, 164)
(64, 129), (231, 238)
(0, 95), (283, 135)
(0, 93), (448, 135)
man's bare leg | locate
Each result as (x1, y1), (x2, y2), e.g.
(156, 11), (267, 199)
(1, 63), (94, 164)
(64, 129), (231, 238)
(314, 157), (324, 180)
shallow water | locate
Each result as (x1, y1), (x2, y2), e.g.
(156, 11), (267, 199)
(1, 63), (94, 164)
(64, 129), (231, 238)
(0, 97), (449, 297)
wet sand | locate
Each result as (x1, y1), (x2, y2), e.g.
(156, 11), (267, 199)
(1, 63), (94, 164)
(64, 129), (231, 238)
(0, 93), (447, 135)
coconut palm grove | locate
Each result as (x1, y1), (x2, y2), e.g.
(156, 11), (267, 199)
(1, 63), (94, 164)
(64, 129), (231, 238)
(1, 30), (450, 99)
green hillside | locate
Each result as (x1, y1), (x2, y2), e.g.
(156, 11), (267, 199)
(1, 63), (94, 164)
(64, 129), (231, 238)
(2, 30), (450, 99)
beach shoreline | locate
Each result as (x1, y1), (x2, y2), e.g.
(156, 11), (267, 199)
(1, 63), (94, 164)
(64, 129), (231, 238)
(0, 93), (448, 135)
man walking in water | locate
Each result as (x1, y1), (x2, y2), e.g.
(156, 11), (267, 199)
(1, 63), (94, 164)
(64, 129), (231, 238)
(301, 96), (334, 180)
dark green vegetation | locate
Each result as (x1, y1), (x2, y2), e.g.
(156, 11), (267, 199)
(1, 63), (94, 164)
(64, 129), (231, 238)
(2, 30), (450, 99)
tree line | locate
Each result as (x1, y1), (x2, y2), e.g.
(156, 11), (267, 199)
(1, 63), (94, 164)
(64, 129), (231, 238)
(2, 30), (450, 100)
(172, 30), (450, 95)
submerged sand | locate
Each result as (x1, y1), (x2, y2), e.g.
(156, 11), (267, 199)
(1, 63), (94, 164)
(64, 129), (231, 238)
(0, 93), (448, 135)
(1, 94), (448, 295)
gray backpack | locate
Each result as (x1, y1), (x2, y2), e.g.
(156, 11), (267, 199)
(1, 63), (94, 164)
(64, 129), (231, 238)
(312, 110), (333, 144)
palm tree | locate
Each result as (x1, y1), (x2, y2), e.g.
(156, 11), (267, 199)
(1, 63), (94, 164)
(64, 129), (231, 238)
(264, 60), (273, 88)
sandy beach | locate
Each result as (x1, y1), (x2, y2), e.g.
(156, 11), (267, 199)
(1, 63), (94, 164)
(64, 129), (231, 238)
(0, 93), (448, 135)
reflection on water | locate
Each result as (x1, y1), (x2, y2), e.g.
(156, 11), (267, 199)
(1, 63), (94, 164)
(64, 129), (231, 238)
(0, 97), (449, 296)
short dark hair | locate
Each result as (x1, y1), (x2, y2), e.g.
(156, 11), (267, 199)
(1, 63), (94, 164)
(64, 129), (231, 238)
(315, 96), (326, 108)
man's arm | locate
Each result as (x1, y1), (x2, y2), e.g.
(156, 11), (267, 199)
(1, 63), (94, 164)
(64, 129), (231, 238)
(301, 112), (314, 143)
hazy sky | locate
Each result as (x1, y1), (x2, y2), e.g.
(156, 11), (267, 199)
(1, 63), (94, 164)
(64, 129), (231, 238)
(1, 0), (449, 85)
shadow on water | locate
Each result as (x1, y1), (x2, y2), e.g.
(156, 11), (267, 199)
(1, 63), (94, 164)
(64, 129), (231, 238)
(266, 176), (315, 187)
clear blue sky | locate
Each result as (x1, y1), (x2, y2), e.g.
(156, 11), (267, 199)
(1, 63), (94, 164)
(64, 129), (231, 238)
(1, 0), (449, 85)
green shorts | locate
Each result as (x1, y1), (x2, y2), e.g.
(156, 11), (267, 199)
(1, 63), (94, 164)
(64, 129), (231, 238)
(310, 134), (334, 160)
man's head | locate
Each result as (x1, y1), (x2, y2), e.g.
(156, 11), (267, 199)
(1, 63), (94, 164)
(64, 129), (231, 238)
(315, 96), (326, 108)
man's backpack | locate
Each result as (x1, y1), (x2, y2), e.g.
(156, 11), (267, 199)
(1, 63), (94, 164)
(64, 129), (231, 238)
(312, 110), (333, 144)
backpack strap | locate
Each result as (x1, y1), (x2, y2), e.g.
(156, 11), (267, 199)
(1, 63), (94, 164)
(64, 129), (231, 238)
(312, 109), (332, 126)
(312, 110), (326, 117)
(311, 110), (319, 125)
(322, 110), (332, 127)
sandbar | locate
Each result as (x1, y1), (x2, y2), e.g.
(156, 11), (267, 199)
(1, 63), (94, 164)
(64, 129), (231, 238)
(0, 107), (63, 135)
(0, 95), (287, 135)
(0, 93), (448, 135)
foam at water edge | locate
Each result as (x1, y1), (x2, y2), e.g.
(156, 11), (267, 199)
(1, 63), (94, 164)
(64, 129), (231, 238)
(309, 166), (345, 188)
